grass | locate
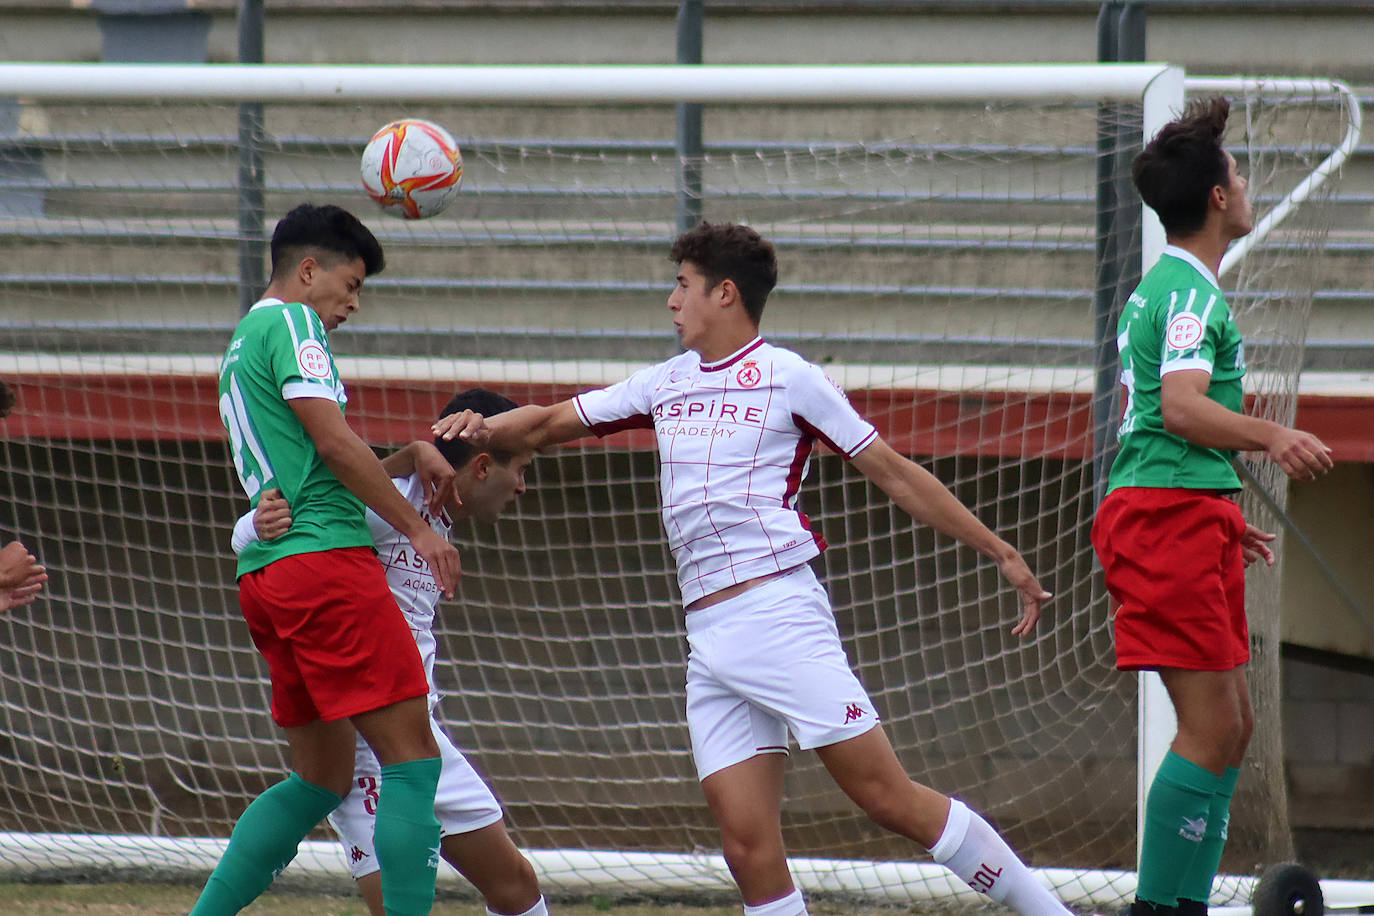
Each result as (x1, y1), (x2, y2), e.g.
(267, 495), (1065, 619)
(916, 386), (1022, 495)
(0, 882), (759, 916)
(0, 882), (972, 916)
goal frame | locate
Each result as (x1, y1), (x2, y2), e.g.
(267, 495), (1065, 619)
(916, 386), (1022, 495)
(0, 61), (1364, 909)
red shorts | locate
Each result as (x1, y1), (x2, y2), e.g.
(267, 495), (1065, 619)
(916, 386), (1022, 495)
(1091, 487), (1249, 672)
(238, 546), (428, 727)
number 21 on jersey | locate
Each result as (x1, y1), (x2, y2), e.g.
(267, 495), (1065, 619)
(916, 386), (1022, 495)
(219, 374), (275, 499)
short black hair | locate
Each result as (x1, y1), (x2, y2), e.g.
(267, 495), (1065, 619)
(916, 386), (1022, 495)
(433, 388), (519, 470)
(1132, 96), (1232, 238)
(669, 221), (778, 324)
(269, 203), (385, 281)
(0, 380), (14, 418)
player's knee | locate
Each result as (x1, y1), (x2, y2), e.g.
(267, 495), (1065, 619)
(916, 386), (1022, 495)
(1230, 707), (1254, 759)
(1216, 704), (1249, 750)
(720, 828), (784, 875)
(295, 763), (355, 799)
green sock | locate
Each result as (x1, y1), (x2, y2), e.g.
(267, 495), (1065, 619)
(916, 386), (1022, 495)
(1137, 752), (1222, 907)
(375, 757), (442, 916)
(1178, 766), (1240, 905)
(190, 773), (342, 915)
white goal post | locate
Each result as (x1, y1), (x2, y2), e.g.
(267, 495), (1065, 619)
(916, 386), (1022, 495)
(0, 62), (1365, 908)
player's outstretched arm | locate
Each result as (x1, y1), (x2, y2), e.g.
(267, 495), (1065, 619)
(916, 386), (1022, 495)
(433, 400), (589, 452)
(1161, 370), (1333, 480)
(850, 438), (1051, 636)
(0, 540), (46, 613)
(290, 397), (462, 596)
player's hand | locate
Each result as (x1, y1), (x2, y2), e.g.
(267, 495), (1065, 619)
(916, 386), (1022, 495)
(410, 527), (461, 598)
(1267, 427), (1333, 481)
(432, 409), (490, 445)
(0, 540), (46, 613)
(996, 551), (1052, 637)
(411, 441), (459, 516)
(0, 540), (45, 591)
(252, 489), (293, 541)
(1240, 523), (1277, 568)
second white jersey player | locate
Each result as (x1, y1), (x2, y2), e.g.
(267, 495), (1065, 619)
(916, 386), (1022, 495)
(233, 471), (504, 878)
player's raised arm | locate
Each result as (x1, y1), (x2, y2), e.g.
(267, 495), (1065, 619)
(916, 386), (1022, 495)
(291, 397), (462, 597)
(381, 440), (458, 516)
(434, 400), (589, 453)
(850, 437), (1051, 636)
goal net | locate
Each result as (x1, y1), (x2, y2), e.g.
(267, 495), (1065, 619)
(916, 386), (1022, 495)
(0, 64), (1357, 906)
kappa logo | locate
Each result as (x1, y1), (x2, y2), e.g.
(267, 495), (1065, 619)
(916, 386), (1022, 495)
(736, 360), (761, 388)
(427, 844), (442, 869)
(350, 845), (370, 864)
(1179, 815), (1208, 842)
(843, 703), (866, 724)
(297, 339), (331, 378)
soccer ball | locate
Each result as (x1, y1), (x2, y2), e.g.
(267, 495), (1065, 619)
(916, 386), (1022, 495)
(360, 118), (464, 220)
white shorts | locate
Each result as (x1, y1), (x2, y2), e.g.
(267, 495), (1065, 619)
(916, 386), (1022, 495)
(328, 631), (504, 878)
(684, 563), (880, 781)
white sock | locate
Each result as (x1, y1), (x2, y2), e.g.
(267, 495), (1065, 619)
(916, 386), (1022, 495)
(929, 799), (1070, 916)
(743, 887), (807, 916)
(489, 895), (548, 916)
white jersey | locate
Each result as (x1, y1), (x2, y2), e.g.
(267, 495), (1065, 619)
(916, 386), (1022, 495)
(574, 337), (877, 606)
(362, 473), (452, 634)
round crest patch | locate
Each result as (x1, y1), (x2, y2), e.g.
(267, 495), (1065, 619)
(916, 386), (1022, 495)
(1165, 314), (1204, 351)
(297, 340), (331, 379)
(736, 361), (761, 388)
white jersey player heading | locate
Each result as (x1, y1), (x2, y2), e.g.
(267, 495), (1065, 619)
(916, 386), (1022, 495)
(575, 336), (876, 605)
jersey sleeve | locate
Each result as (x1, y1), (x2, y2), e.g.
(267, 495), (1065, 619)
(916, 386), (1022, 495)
(230, 510), (258, 555)
(787, 362), (878, 459)
(1159, 286), (1226, 377)
(572, 365), (658, 436)
(263, 304), (341, 401)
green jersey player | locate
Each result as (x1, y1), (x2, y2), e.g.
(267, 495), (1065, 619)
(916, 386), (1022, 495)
(1092, 98), (1332, 916)
(193, 204), (461, 916)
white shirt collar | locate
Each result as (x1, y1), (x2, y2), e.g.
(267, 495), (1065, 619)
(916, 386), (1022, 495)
(1162, 245), (1220, 289)
(248, 297), (286, 311)
(699, 336), (765, 372)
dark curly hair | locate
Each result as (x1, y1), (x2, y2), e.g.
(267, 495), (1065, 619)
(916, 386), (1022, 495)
(669, 221), (778, 323)
(1132, 96), (1232, 237)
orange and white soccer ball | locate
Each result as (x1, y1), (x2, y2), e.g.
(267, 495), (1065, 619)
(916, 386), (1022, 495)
(360, 118), (464, 219)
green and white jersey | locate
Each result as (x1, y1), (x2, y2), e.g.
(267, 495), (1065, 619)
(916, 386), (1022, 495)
(1107, 245), (1246, 493)
(218, 297), (374, 576)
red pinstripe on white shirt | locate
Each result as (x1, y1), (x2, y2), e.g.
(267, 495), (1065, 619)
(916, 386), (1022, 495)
(575, 337), (877, 606)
